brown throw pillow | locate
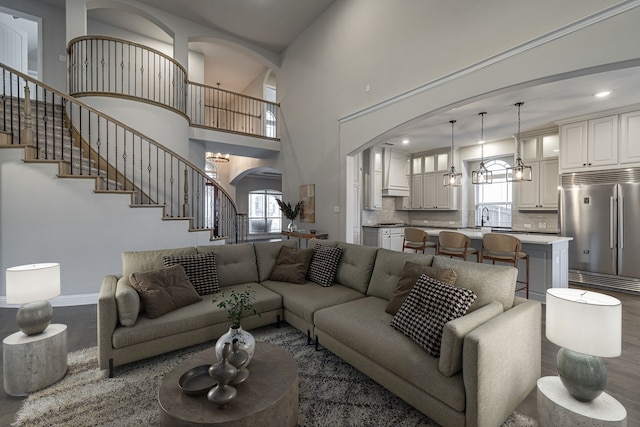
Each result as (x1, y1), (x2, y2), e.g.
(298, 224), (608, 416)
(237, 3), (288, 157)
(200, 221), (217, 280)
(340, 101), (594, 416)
(385, 262), (457, 315)
(269, 246), (314, 284)
(129, 264), (202, 319)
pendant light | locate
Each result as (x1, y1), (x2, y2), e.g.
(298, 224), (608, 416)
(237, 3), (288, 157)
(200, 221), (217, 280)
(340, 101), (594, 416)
(507, 102), (532, 182)
(472, 112), (492, 185)
(443, 120), (462, 187)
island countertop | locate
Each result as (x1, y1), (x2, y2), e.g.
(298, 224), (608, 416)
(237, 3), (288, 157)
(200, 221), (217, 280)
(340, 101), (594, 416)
(419, 228), (573, 245)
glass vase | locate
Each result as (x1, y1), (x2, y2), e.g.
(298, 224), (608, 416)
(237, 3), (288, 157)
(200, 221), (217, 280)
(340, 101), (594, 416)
(215, 325), (255, 365)
(287, 219), (298, 232)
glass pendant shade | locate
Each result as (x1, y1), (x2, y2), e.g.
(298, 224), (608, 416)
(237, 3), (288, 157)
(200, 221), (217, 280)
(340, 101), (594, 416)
(507, 102), (532, 182)
(472, 112), (493, 185)
(443, 120), (462, 187)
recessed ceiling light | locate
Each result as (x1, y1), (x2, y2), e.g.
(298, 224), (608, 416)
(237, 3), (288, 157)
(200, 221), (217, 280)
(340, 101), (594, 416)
(595, 91), (611, 98)
(402, 139), (410, 144)
(478, 139), (485, 144)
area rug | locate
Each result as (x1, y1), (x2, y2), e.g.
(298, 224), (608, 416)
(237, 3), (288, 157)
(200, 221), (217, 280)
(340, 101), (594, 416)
(13, 324), (538, 426)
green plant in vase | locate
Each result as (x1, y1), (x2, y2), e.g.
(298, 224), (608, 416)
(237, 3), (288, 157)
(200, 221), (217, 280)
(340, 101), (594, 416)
(276, 199), (303, 232)
(213, 288), (259, 363)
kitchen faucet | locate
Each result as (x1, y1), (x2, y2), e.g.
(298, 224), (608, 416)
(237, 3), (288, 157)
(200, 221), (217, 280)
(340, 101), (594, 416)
(481, 207), (490, 227)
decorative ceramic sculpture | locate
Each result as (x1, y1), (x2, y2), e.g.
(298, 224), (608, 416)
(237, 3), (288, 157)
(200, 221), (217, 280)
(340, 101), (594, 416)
(207, 342), (237, 408)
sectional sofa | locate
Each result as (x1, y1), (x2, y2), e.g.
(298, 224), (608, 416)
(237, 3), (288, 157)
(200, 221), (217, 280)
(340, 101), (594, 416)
(98, 238), (541, 427)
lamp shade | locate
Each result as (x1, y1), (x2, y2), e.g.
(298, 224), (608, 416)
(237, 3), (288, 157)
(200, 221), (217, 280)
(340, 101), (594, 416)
(546, 288), (621, 358)
(6, 263), (60, 304)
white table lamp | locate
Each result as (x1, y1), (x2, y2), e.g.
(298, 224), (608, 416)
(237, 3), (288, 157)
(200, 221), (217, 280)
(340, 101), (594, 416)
(545, 288), (621, 402)
(6, 263), (61, 335)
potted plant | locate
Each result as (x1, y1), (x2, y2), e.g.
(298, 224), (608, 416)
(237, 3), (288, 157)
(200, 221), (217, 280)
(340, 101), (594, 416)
(213, 288), (258, 364)
(276, 199), (303, 232)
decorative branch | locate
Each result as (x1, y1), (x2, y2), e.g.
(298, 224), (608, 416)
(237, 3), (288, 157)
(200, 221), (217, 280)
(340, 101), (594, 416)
(276, 199), (303, 220)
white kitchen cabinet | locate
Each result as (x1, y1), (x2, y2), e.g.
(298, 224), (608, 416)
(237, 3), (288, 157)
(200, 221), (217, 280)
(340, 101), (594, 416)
(409, 150), (456, 210)
(363, 148), (383, 210)
(516, 159), (559, 210)
(619, 110), (640, 164)
(362, 227), (404, 251)
(559, 116), (617, 172)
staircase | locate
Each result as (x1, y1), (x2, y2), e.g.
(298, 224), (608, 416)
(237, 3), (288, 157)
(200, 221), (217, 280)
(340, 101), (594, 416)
(0, 63), (238, 242)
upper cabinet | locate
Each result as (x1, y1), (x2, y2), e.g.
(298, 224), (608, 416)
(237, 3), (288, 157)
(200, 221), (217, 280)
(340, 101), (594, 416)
(516, 130), (559, 211)
(619, 111), (640, 165)
(382, 148), (410, 197)
(410, 150), (456, 210)
(558, 114), (618, 172)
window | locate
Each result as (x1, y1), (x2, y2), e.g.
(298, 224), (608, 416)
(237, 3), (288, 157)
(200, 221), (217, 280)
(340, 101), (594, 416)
(204, 156), (218, 180)
(475, 159), (512, 228)
(248, 189), (282, 234)
(265, 85), (276, 138)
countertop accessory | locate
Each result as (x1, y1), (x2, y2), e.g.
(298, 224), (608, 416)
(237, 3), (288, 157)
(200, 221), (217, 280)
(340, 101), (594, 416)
(178, 364), (216, 395)
(545, 288), (622, 402)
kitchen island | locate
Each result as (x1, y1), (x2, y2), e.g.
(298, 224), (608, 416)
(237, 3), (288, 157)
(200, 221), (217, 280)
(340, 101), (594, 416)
(362, 225), (572, 303)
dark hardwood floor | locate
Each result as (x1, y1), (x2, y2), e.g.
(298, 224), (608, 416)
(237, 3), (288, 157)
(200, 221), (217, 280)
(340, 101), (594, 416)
(1, 286), (638, 426)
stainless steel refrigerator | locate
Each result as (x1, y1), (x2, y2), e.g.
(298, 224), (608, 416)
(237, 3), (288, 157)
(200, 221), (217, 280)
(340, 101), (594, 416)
(560, 173), (640, 293)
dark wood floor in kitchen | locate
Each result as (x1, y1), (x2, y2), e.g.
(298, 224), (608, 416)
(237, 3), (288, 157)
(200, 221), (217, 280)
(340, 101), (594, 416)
(0, 286), (638, 426)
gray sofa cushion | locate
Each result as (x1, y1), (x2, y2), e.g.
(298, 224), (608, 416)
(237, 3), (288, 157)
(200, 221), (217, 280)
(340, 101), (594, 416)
(261, 280), (364, 324)
(197, 243), (259, 287)
(122, 246), (197, 278)
(334, 242), (378, 294)
(314, 296), (466, 412)
(432, 256), (517, 312)
(367, 249), (434, 300)
(254, 240), (298, 281)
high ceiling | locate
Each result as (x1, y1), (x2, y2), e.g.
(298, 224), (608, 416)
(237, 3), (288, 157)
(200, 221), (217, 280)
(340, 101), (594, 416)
(25, 1), (640, 154)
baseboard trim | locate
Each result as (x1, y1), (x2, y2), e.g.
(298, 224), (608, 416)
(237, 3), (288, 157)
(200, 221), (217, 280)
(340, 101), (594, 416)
(0, 293), (99, 308)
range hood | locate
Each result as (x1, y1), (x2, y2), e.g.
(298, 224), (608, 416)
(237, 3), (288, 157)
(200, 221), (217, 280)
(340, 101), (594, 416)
(382, 147), (410, 197)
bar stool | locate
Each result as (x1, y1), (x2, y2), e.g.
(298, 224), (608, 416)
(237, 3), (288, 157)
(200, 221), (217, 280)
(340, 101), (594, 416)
(480, 233), (529, 298)
(402, 228), (436, 254)
(436, 231), (479, 261)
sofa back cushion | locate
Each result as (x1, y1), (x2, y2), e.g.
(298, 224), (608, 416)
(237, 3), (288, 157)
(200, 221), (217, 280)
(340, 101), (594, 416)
(334, 242), (378, 294)
(197, 243), (258, 286)
(367, 249), (433, 300)
(254, 240), (298, 281)
(432, 256), (517, 312)
(122, 246), (196, 278)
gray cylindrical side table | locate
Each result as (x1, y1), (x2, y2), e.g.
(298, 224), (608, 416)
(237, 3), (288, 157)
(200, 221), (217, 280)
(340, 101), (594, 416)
(537, 376), (627, 427)
(3, 323), (68, 396)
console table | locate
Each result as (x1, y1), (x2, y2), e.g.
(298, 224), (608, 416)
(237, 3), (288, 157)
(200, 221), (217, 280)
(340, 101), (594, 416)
(3, 323), (68, 396)
(282, 231), (328, 248)
(537, 376), (627, 427)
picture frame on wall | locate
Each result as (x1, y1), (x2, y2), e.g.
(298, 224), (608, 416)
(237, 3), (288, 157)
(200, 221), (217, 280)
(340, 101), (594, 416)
(300, 184), (315, 223)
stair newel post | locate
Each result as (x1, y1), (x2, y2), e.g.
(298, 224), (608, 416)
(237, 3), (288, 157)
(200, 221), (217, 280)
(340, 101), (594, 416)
(21, 84), (34, 146)
(183, 166), (189, 217)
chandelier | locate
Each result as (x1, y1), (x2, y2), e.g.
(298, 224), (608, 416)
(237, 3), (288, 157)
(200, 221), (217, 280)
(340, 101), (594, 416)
(472, 112), (492, 185)
(207, 152), (230, 163)
(506, 102), (532, 182)
(443, 120), (462, 187)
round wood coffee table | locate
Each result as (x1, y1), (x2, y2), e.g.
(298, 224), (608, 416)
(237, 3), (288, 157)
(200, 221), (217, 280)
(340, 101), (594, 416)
(158, 341), (298, 426)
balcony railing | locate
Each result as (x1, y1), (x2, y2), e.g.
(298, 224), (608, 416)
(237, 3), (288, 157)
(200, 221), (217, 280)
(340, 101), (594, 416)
(188, 82), (279, 139)
(1, 62), (238, 242)
(67, 36), (280, 139)
(67, 36), (188, 116)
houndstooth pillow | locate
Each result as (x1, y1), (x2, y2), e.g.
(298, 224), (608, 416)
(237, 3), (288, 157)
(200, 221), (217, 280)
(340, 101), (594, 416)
(163, 252), (220, 296)
(391, 274), (477, 358)
(307, 244), (343, 287)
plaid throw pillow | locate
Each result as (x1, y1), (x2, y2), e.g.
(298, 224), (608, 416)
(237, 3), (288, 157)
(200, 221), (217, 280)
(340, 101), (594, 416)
(308, 244), (343, 287)
(390, 274), (477, 358)
(163, 252), (220, 296)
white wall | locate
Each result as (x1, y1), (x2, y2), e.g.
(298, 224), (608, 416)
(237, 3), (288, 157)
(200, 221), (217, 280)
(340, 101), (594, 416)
(0, 148), (218, 304)
(278, 0), (640, 241)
